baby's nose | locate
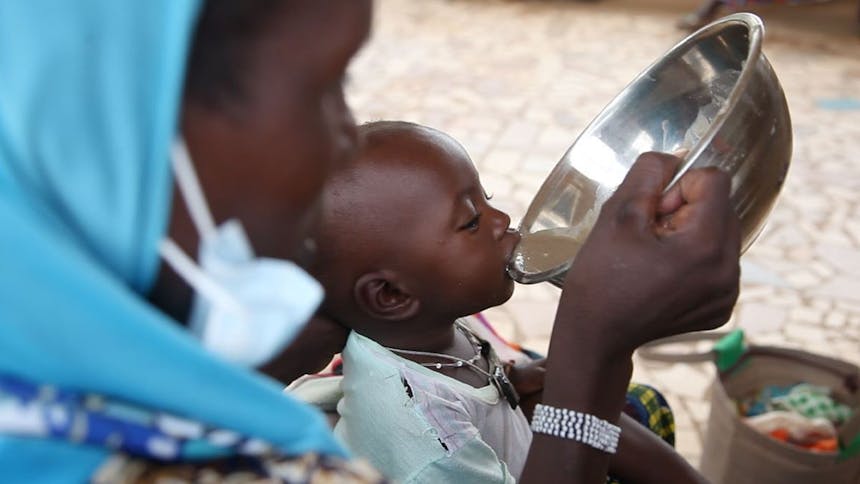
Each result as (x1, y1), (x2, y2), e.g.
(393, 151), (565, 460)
(491, 209), (512, 240)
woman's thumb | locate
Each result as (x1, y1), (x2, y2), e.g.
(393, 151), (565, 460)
(613, 152), (681, 201)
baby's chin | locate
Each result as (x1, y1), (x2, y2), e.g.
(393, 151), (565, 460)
(489, 278), (517, 307)
(470, 274), (517, 314)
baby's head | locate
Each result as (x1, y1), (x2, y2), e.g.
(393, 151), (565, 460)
(311, 121), (520, 343)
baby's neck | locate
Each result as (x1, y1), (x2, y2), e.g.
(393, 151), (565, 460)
(367, 318), (459, 354)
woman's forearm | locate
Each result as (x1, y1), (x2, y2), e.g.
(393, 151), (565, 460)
(520, 325), (634, 484)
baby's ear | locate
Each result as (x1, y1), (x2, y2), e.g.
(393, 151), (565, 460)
(353, 270), (420, 321)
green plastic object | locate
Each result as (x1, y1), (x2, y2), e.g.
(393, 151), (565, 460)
(714, 329), (746, 372)
(840, 433), (860, 460)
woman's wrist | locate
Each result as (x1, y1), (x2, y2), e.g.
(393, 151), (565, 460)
(520, 346), (633, 484)
(543, 302), (636, 418)
(518, 313), (635, 483)
(541, 346), (633, 421)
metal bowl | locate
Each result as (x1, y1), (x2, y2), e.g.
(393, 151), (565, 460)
(508, 13), (792, 287)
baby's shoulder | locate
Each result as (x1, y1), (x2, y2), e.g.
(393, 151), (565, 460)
(341, 331), (473, 407)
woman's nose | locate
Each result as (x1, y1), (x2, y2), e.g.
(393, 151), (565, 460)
(339, 98), (359, 156)
(325, 90), (360, 171)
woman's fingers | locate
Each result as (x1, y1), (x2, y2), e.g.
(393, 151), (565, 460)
(604, 152), (682, 232)
(663, 167), (733, 233)
(557, 151), (741, 356)
(657, 167), (739, 255)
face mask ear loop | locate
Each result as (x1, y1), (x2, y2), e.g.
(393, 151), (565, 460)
(171, 139), (217, 241)
(158, 238), (245, 318)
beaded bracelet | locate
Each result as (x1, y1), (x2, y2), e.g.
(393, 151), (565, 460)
(530, 404), (621, 454)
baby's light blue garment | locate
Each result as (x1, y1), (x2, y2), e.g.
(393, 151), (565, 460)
(0, 1), (346, 482)
(335, 331), (521, 484)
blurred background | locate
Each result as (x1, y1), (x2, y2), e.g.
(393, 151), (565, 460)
(346, 0), (860, 467)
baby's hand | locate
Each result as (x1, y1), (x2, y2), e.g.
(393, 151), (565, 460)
(507, 358), (546, 420)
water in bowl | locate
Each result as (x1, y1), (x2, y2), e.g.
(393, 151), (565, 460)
(511, 226), (590, 276)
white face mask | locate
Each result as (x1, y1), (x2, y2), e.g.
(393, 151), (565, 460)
(158, 140), (323, 367)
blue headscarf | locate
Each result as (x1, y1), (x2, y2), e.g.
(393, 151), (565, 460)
(0, 1), (346, 481)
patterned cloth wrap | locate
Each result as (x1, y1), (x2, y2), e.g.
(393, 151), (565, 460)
(622, 382), (677, 448)
(0, 374), (276, 461)
(0, 374), (387, 483)
(720, 0), (832, 5)
(606, 383), (677, 484)
(92, 453), (387, 484)
(1, 371), (675, 483)
(0, 374), (674, 483)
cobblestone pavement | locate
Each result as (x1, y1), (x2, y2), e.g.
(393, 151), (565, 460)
(347, 0), (860, 467)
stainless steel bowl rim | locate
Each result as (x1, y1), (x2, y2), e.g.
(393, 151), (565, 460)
(666, 13), (764, 189)
(510, 13), (766, 284)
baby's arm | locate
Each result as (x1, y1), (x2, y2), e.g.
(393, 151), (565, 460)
(506, 358), (545, 420)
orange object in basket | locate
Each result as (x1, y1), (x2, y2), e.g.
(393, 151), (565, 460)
(768, 428), (790, 442)
(806, 438), (838, 452)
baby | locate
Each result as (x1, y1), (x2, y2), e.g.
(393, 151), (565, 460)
(308, 121), (701, 483)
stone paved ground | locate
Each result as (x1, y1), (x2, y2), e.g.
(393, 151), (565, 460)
(347, 0), (860, 468)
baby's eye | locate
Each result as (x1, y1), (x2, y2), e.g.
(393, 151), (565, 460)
(460, 213), (482, 232)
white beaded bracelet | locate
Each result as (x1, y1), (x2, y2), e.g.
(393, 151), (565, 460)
(530, 404), (621, 454)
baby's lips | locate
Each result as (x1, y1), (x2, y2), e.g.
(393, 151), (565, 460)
(503, 229), (522, 262)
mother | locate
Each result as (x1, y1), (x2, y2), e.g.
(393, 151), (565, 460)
(0, 1), (740, 483)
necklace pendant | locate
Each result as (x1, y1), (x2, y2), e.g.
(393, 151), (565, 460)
(491, 366), (520, 410)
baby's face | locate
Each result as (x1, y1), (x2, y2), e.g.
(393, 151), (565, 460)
(392, 132), (521, 316)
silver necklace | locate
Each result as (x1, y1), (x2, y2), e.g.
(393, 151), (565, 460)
(387, 322), (484, 369)
(386, 321), (520, 409)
